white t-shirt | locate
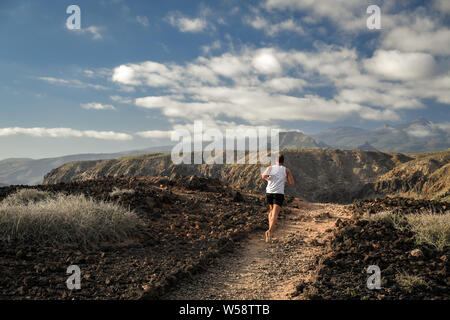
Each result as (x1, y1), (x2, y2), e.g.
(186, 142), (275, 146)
(266, 165), (286, 194)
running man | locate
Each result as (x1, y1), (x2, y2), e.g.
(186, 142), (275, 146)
(261, 154), (295, 243)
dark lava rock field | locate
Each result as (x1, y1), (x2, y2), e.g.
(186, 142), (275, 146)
(299, 197), (449, 300)
(1, 177), (448, 300)
(0, 175), (267, 299)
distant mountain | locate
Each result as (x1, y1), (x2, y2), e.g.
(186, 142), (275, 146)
(0, 145), (174, 186)
(312, 127), (369, 149)
(279, 131), (329, 149)
(0, 131), (327, 186)
(312, 118), (450, 153)
(356, 142), (378, 151)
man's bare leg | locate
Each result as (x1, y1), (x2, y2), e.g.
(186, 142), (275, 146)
(266, 204), (281, 242)
(265, 204), (273, 242)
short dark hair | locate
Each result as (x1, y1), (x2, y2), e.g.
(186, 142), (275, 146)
(278, 154), (284, 164)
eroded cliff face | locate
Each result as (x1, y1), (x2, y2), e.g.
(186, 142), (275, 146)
(359, 151), (450, 201)
(43, 149), (450, 203)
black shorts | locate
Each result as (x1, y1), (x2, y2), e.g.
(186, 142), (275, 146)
(266, 193), (284, 207)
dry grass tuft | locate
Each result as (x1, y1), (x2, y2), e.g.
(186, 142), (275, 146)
(406, 213), (450, 251)
(2, 189), (53, 205)
(363, 210), (450, 251)
(363, 211), (407, 231)
(395, 272), (429, 292)
(109, 187), (135, 198)
(0, 190), (140, 246)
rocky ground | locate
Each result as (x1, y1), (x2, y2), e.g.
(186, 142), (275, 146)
(0, 176), (268, 299)
(0, 178), (448, 300)
(165, 201), (351, 299)
(299, 198), (449, 300)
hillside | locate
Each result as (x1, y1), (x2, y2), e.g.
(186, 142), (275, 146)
(0, 146), (174, 186)
(358, 151), (450, 202)
(43, 149), (449, 203)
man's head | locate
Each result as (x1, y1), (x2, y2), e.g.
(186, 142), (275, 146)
(277, 154), (284, 165)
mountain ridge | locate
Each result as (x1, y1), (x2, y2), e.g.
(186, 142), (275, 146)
(43, 149), (450, 203)
(1, 119), (449, 186)
(0, 131), (324, 186)
(312, 118), (449, 153)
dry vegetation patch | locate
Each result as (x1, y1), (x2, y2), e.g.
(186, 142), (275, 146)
(0, 189), (140, 246)
(364, 210), (450, 251)
(299, 198), (449, 300)
(395, 273), (429, 292)
(2, 189), (54, 205)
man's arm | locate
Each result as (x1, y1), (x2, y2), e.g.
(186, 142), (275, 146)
(261, 166), (271, 182)
(286, 168), (295, 186)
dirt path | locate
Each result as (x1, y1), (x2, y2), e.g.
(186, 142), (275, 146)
(165, 199), (352, 300)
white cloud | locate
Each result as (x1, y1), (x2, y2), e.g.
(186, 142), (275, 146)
(84, 70), (95, 77)
(134, 89), (398, 123)
(110, 95), (133, 104)
(112, 62), (174, 86)
(337, 87), (424, 110)
(263, 0), (367, 31)
(81, 102), (116, 110)
(111, 45), (450, 126)
(135, 130), (172, 139)
(167, 12), (208, 33)
(407, 125), (435, 138)
(111, 65), (143, 86)
(201, 40), (221, 54)
(0, 127), (132, 141)
(252, 50), (283, 74)
(382, 25), (450, 56)
(71, 26), (104, 40)
(434, 0), (450, 14)
(245, 16), (304, 36)
(263, 77), (306, 92)
(37, 77), (109, 90)
(290, 47), (360, 79)
(436, 122), (450, 133)
(207, 53), (251, 78)
(82, 68), (112, 79)
(136, 16), (149, 27)
(364, 50), (436, 81)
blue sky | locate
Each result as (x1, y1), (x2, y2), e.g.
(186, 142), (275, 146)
(1, 0), (449, 159)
